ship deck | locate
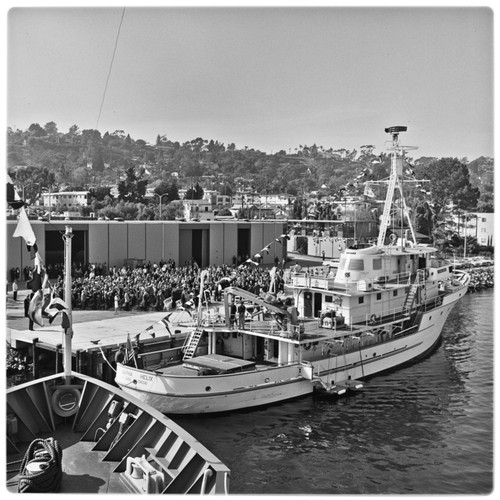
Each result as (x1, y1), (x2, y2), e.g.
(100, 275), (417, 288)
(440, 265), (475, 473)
(7, 424), (130, 494)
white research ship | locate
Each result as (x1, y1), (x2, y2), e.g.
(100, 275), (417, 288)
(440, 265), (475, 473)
(115, 126), (470, 414)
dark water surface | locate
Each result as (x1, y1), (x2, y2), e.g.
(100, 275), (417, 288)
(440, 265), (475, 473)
(174, 289), (494, 495)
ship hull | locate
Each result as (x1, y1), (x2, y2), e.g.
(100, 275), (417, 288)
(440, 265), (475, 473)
(116, 287), (464, 414)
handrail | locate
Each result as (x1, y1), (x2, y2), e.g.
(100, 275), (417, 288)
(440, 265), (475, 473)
(200, 468), (213, 494)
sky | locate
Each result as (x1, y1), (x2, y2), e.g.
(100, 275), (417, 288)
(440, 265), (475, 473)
(4, 3), (496, 161)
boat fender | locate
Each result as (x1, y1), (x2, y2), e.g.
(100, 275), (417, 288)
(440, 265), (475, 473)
(369, 314), (378, 325)
(304, 343), (312, 350)
(51, 388), (81, 417)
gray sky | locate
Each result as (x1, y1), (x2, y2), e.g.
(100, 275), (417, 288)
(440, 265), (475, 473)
(6, 4), (495, 160)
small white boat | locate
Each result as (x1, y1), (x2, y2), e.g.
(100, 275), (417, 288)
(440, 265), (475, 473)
(115, 126), (470, 414)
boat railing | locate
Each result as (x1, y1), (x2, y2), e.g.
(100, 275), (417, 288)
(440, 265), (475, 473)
(320, 322), (420, 357)
(287, 267), (419, 293)
(286, 269), (336, 290)
(422, 294), (444, 312)
(340, 270), (413, 293)
(362, 303), (409, 327)
(201, 310), (226, 326)
(243, 320), (290, 338)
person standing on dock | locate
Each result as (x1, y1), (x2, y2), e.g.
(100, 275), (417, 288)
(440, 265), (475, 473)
(238, 300), (246, 328)
(24, 293), (30, 317)
(12, 280), (18, 301)
(230, 300), (237, 327)
(25, 292), (34, 330)
(114, 292), (120, 314)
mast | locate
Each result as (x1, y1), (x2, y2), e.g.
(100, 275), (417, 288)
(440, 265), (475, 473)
(63, 225), (74, 382)
(376, 126), (418, 248)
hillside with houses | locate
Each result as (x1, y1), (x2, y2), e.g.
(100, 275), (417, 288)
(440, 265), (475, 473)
(6, 122), (494, 252)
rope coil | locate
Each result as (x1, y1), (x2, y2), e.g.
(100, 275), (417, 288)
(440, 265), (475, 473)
(17, 438), (63, 493)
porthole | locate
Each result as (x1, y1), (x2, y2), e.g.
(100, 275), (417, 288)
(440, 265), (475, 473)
(265, 378), (270, 383)
(205, 386), (212, 392)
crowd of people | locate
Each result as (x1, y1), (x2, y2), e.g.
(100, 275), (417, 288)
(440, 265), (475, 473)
(53, 260), (288, 313)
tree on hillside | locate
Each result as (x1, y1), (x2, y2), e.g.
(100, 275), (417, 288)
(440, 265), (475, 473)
(28, 123), (45, 137)
(154, 180), (179, 203)
(44, 121), (58, 136)
(420, 157), (480, 240)
(68, 124), (80, 137)
(117, 166), (148, 203)
(89, 186), (113, 202)
(184, 182), (204, 200)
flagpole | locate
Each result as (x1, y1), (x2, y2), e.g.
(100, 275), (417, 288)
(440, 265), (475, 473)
(63, 225), (74, 382)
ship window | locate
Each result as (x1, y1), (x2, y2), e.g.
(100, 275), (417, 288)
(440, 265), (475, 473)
(376, 293), (382, 300)
(325, 296), (332, 302)
(373, 258), (382, 270)
(393, 290), (398, 296)
(348, 259), (364, 271)
(358, 297), (364, 304)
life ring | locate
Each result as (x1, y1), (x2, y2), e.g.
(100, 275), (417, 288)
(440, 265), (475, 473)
(369, 314), (378, 325)
(51, 388), (81, 417)
(436, 296), (443, 306)
(303, 343), (312, 350)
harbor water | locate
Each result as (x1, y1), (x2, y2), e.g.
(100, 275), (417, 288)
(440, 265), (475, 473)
(174, 289), (494, 494)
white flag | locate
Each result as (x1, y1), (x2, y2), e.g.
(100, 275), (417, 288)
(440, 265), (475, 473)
(13, 207), (37, 246)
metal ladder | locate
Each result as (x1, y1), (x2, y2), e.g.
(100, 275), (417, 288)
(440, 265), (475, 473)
(403, 269), (425, 313)
(182, 327), (203, 360)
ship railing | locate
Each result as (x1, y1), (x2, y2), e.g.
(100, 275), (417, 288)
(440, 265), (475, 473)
(201, 310), (226, 326)
(321, 322), (420, 357)
(287, 268), (419, 293)
(243, 320), (306, 341)
(422, 295), (445, 312)
(286, 273), (336, 290)
(363, 304), (409, 327)
(334, 270), (414, 294)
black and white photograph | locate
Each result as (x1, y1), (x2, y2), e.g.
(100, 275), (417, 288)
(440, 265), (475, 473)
(5, 3), (494, 495)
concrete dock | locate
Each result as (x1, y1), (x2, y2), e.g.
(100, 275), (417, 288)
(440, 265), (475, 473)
(6, 288), (208, 383)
